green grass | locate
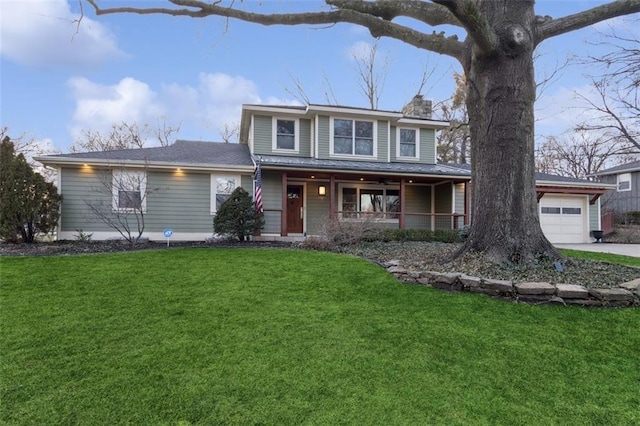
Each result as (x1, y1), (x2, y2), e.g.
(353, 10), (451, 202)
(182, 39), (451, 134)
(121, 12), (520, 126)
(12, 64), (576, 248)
(1, 248), (639, 425)
(560, 248), (640, 268)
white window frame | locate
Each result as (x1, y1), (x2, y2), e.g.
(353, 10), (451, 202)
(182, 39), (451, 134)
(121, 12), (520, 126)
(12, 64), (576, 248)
(272, 117), (299, 152)
(210, 174), (241, 214)
(337, 183), (399, 222)
(617, 173), (631, 192)
(396, 127), (419, 159)
(112, 169), (147, 213)
(330, 118), (377, 158)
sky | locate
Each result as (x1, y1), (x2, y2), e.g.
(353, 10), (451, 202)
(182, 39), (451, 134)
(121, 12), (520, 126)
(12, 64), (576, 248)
(1, 0), (637, 156)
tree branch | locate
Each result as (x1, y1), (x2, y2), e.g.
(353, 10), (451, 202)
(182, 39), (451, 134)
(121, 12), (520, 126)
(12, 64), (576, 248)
(326, 0), (462, 27)
(536, 0), (640, 44)
(432, 0), (497, 54)
(85, 0), (464, 59)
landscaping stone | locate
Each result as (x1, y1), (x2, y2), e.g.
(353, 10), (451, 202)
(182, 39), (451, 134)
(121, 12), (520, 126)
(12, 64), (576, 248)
(515, 294), (555, 303)
(459, 274), (482, 289)
(417, 278), (431, 286)
(619, 278), (640, 293)
(433, 272), (460, 285)
(515, 282), (556, 295)
(482, 278), (513, 293)
(588, 288), (635, 302)
(563, 298), (604, 307)
(555, 284), (589, 299)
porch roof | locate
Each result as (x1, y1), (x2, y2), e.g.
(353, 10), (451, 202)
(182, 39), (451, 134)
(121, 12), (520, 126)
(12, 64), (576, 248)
(256, 155), (471, 181)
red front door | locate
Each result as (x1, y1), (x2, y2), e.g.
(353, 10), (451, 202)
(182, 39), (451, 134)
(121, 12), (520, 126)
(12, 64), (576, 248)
(286, 185), (303, 234)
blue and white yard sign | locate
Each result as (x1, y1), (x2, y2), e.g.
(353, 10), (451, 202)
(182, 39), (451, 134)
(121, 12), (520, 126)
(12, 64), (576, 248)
(163, 228), (173, 246)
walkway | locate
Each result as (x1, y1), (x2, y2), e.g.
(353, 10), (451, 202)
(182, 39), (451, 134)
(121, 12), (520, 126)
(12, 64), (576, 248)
(555, 243), (640, 258)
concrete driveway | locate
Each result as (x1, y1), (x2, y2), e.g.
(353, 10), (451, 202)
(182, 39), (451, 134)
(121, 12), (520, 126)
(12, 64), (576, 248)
(555, 243), (640, 258)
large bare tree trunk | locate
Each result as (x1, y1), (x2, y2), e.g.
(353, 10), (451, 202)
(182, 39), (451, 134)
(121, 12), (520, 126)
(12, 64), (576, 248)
(457, 1), (558, 263)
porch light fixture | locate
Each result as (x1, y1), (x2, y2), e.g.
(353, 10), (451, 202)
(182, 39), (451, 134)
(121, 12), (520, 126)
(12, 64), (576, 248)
(318, 185), (327, 196)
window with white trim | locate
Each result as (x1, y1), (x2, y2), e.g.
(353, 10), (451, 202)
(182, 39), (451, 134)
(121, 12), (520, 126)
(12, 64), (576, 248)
(617, 173), (631, 192)
(332, 118), (375, 157)
(273, 118), (298, 151)
(339, 185), (399, 220)
(112, 170), (146, 212)
(211, 175), (240, 214)
(398, 128), (418, 158)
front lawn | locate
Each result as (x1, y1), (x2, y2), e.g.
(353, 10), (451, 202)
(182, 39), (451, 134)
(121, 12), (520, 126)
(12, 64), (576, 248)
(559, 248), (640, 268)
(1, 248), (639, 425)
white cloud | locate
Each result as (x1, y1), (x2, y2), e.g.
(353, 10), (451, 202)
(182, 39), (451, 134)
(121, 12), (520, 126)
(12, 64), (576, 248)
(67, 73), (301, 144)
(68, 77), (164, 140)
(0, 0), (124, 67)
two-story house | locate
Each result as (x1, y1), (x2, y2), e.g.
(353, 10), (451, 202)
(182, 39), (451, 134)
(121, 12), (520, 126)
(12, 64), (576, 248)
(36, 98), (612, 243)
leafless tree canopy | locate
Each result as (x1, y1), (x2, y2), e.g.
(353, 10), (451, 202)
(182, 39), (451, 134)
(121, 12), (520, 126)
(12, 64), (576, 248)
(436, 73), (469, 164)
(574, 18), (640, 153)
(535, 131), (635, 179)
(71, 119), (181, 152)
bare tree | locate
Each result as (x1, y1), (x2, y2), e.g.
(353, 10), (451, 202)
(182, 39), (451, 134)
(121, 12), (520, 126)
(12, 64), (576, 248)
(1, 127), (60, 182)
(85, 0), (640, 263)
(575, 18), (640, 152)
(219, 121), (240, 143)
(436, 73), (470, 163)
(70, 119), (181, 152)
(352, 41), (389, 109)
(535, 131), (634, 179)
(84, 165), (164, 244)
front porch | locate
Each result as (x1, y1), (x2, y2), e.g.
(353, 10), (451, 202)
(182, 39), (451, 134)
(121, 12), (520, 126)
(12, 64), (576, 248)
(257, 169), (470, 238)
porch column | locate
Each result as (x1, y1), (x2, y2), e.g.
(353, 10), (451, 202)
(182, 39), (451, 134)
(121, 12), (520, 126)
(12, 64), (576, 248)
(399, 178), (406, 229)
(465, 181), (471, 225)
(329, 174), (336, 220)
(281, 172), (288, 237)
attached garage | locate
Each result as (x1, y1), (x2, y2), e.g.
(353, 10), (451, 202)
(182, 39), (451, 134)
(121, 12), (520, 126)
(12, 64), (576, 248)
(539, 195), (588, 243)
(535, 175), (616, 244)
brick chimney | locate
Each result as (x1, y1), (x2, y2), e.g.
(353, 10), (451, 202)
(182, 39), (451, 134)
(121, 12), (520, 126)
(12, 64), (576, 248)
(402, 95), (432, 119)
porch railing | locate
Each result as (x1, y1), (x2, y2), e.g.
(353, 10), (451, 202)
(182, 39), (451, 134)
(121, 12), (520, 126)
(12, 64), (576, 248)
(335, 211), (466, 230)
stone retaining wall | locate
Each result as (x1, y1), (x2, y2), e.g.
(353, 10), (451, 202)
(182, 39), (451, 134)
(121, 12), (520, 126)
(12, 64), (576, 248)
(385, 261), (640, 308)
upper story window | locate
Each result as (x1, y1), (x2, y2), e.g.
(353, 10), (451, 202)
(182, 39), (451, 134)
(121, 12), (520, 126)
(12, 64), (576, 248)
(332, 118), (375, 157)
(112, 169), (146, 212)
(211, 175), (240, 214)
(617, 173), (631, 192)
(398, 128), (418, 158)
(273, 118), (298, 152)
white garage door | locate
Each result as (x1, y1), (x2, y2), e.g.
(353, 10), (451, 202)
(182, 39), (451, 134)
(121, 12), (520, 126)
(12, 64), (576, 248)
(539, 195), (587, 244)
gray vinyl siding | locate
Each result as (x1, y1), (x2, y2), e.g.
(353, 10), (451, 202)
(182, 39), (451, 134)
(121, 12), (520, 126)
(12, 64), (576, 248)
(317, 115), (330, 159)
(60, 167), (114, 233)
(299, 119), (312, 157)
(306, 181), (331, 235)
(377, 120), (389, 162)
(261, 171), (283, 234)
(252, 115), (272, 155)
(389, 126), (435, 164)
(434, 183), (453, 229)
(420, 128), (436, 164)
(146, 171), (212, 232)
(600, 172), (640, 213)
(60, 167), (253, 235)
(404, 185), (431, 229)
(390, 126), (397, 162)
(589, 201), (600, 232)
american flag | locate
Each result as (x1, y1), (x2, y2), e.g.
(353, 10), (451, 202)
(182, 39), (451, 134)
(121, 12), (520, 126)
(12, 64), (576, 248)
(254, 164), (263, 213)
